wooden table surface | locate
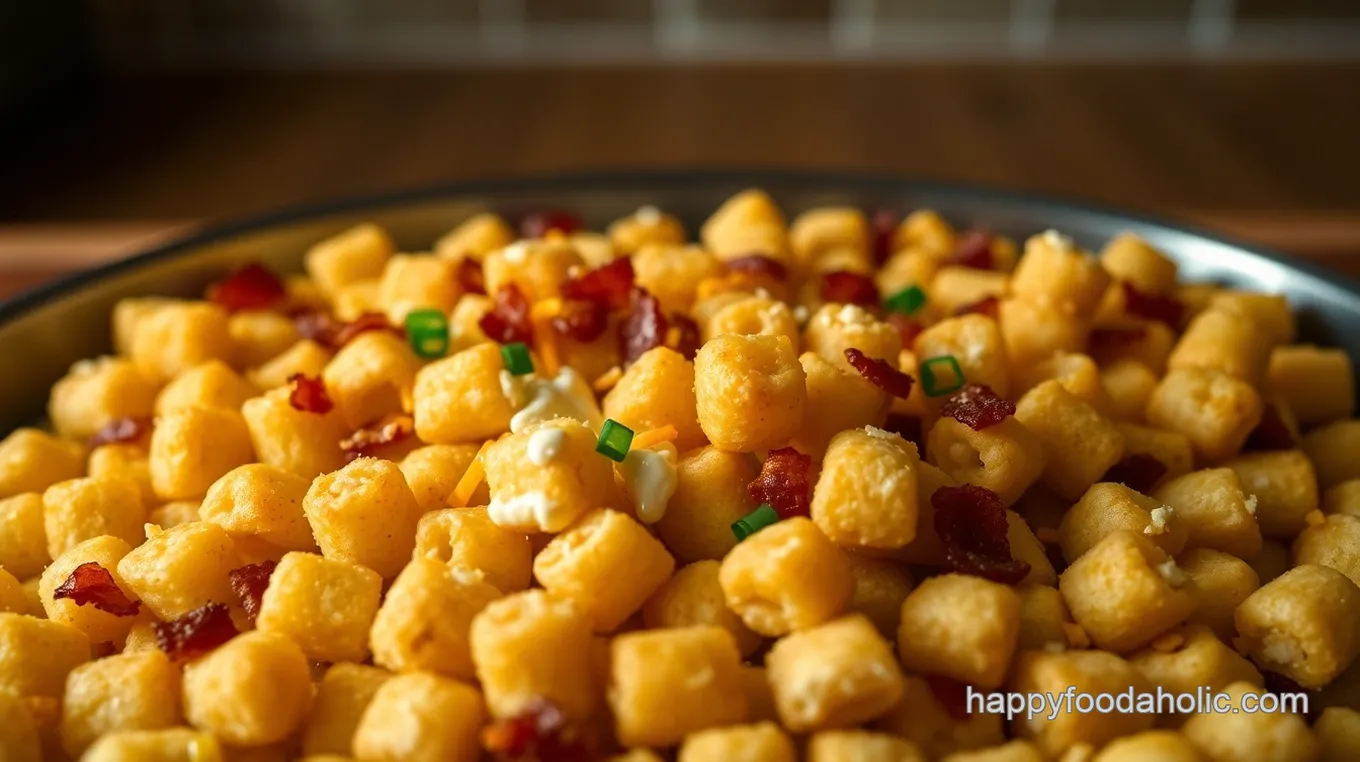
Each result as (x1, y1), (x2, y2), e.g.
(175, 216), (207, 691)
(2, 63), (1357, 299)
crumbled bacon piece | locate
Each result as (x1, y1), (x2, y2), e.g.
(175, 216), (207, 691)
(725, 255), (788, 281)
(560, 257), (635, 310)
(207, 262), (287, 313)
(883, 413), (924, 450)
(844, 348), (915, 399)
(1102, 453), (1168, 493)
(228, 561), (276, 623)
(483, 698), (595, 762)
(1122, 282), (1183, 327)
(552, 300), (609, 343)
(668, 313), (702, 360)
(949, 230), (994, 270)
(287, 373), (334, 414)
(520, 211), (584, 239)
(618, 286), (668, 366)
(925, 674), (974, 721)
(332, 312), (403, 348)
(820, 271), (878, 306)
(1089, 325), (1148, 348)
(479, 284), (535, 345)
(88, 416), (154, 448)
(52, 562), (140, 617)
(291, 308), (344, 348)
(940, 384), (1015, 431)
(886, 312), (924, 346)
(749, 447), (813, 519)
(933, 484), (1031, 584)
(457, 257), (487, 295)
(340, 414), (415, 462)
(871, 209), (898, 264)
(1244, 403), (1296, 452)
(954, 295), (1000, 319)
(153, 602), (239, 662)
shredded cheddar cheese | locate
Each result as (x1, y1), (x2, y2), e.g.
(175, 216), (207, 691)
(592, 366), (624, 393)
(448, 440), (494, 508)
(631, 424), (679, 451)
(529, 298), (563, 377)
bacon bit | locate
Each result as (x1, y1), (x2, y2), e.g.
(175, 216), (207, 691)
(551, 299), (609, 343)
(457, 257), (487, 295)
(1121, 282), (1183, 327)
(844, 348), (915, 399)
(52, 562), (140, 617)
(618, 287), (668, 367)
(1063, 622), (1091, 649)
(341, 414), (415, 462)
(592, 366), (623, 393)
(207, 262), (287, 313)
(520, 211), (584, 239)
(228, 561), (276, 623)
(940, 384), (1015, 431)
(748, 447), (813, 520)
(88, 416), (154, 448)
(1151, 632), (1185, 653)
(949, 230), (994, 270)
(725, 255), (788, 281)
(1089, 325), (1148, 348)
(1101, 453), (1168, 494)
(332, 311), (403, 348)
(820, 271), (879, 306)
(153, 602), (239, 662)
(1244, 403), (1296, 452)
(287, 373), (334, 414)
(479, 284), (535, 345)
(483, 698), (595, 762)
(560, 257), (635, 310)
(924, 674), (973, 721)
(886, 315), (925, 351)
(291, 308), (344, 348)
(954, 295), (1000, 320)
(448, 440), (493, 508)
(932, 484), (1031, 584)
(883, 413), (924, 450)
(871, 209), (899, 264)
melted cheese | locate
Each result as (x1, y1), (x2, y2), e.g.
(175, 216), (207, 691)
(619, 442), (679, 524)
(503, 367), (605, 434)
(527, 427), (567, 466)
(488, 490), (572, 533)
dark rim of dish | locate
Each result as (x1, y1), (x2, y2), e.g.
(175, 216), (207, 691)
(5, 168), (1358, 325)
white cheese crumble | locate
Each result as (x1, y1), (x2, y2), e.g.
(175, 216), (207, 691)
(620, 442), (679, 525)
(864, 425), (898, 441)
(1244, 494), (1259, 516)
(792, 305), (810, 324)
(634, 205), (662, 225)
(1156, 558), (1189, 588)
(1040, 229), (1074, 252)
(502, 241), (531, 263)
(1144, 505), (1175, 536)
(526, 427), (567, 466)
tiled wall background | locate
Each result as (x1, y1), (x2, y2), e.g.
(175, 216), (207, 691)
(91, 0), (1360, 68)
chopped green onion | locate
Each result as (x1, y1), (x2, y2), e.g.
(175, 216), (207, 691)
(884, 285), (927, 316)
(404, 309), (450, 359)
(595, 419), (635, 462)
(920, 354), (965, 397)
(500, 342), (534, 376)
(732, 504), (781, 541)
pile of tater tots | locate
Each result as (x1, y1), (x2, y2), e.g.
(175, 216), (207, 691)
(1, 188), (1359, 761)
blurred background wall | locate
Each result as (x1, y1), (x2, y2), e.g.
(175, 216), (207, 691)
(0, 1), (1357, 295)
